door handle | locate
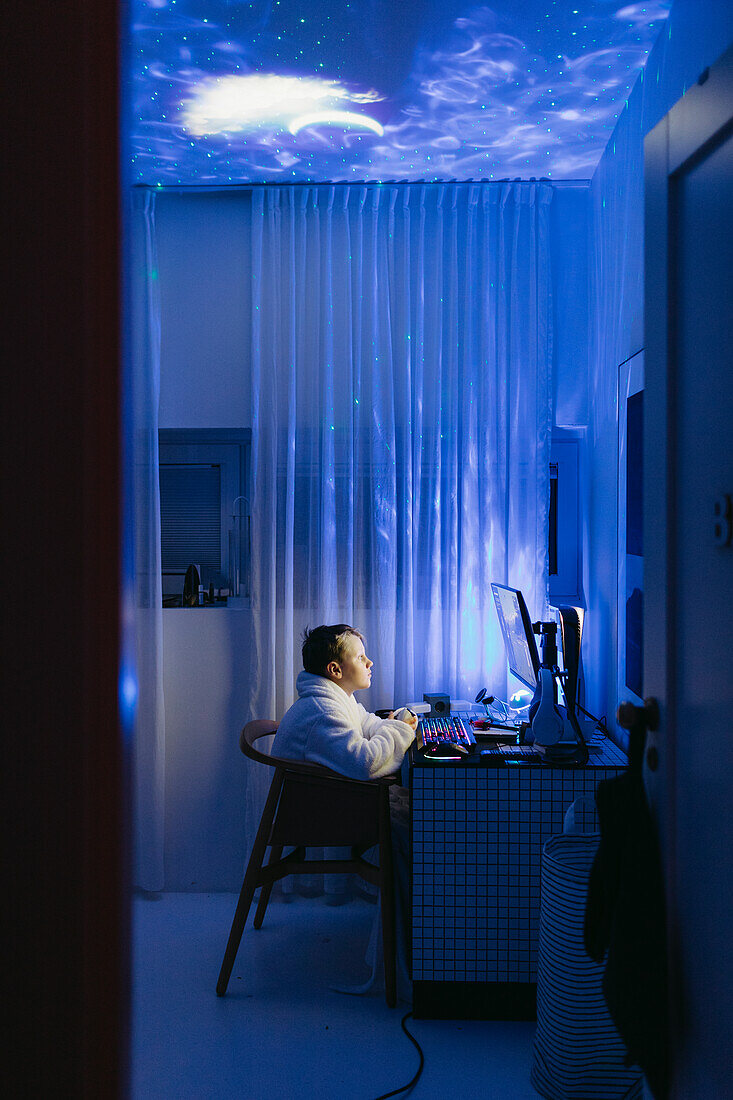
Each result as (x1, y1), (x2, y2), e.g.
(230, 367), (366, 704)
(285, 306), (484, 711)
(617, 698), (661, 771)
(617, 697), (660, 732)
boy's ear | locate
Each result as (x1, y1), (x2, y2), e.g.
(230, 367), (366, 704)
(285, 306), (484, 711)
(326, 660), (342, 680)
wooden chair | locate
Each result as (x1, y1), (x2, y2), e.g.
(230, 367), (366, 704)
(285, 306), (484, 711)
(216, 720), (399, 1007)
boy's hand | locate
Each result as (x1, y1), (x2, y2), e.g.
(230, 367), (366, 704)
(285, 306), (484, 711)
(391, 707), (418, 731)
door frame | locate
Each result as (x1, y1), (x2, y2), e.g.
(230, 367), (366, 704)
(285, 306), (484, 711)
(6, 2), (127, 1093)
(644, 40), (733, 1081)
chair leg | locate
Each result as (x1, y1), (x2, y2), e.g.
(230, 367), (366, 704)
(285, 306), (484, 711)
(253, 845), (283, 929)
(378, 788), (397, 1008)
(216, 771), (284, 996)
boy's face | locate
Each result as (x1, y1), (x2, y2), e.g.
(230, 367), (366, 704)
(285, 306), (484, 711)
(326, 634), (373, 695)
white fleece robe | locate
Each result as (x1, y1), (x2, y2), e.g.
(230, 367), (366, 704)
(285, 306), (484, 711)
(272, 671), (415, 779)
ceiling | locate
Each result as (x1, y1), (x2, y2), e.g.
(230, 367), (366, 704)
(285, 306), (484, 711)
(131, 0), (671, 185)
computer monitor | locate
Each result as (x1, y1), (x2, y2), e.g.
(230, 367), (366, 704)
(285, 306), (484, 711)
(491, 583), (541, 691)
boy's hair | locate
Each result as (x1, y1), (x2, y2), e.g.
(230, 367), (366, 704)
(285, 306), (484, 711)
(302, 624), (364, 676)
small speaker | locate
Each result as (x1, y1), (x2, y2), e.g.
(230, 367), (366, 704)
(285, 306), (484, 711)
(423, 693), (451, 717)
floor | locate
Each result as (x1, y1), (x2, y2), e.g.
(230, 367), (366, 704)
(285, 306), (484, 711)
(132, 892), (541, 1099)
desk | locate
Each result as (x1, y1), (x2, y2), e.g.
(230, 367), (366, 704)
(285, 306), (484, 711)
(409, 732), (627, 1020)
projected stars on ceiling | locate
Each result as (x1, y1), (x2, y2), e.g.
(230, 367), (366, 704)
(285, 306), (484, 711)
(130, 0), (671, 184)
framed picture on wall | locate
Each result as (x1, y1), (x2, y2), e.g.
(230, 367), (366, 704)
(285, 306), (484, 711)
(617, 350), (644, 717)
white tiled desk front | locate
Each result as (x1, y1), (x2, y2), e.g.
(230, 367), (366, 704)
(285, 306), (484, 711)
(409, 739), (627, 1019)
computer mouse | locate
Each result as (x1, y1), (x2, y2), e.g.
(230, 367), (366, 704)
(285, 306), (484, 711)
(421, 742), (469, 759)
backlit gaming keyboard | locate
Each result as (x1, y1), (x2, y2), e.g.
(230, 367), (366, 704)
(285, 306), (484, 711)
(416, 715), (476, 751)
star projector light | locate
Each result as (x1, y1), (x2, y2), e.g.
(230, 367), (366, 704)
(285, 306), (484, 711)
(289, 112), (383, 137)
(131, 0), (672, 183)
(182, 73), (384, 139)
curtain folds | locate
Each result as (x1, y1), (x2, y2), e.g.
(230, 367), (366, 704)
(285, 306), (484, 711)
(247, 182), (553, 797)
(130, 190), (166, 891)
(131, 181), (554, 890)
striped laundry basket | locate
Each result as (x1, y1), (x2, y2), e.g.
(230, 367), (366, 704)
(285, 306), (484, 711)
(532, 799), (643, 1099)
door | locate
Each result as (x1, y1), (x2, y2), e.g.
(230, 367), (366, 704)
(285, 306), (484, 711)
(644, 45), (733, 1097)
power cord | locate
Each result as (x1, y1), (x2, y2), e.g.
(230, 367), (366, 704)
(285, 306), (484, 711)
(373, 1012), (424, 1099)
(575, 700), (609, 736)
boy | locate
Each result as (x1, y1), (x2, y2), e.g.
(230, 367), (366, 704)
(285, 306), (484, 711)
(274, 623), (415, 999)
(273, 624), (418, 779)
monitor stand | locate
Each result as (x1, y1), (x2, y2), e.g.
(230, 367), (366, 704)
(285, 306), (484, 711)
(529, 668), (588, 762)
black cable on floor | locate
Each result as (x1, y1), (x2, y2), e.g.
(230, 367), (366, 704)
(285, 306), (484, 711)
(373, 1011), (424, 1100)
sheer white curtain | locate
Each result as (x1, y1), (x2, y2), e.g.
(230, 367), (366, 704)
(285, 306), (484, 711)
(129, 189), (166, 891)
(246, 181), (553, 840)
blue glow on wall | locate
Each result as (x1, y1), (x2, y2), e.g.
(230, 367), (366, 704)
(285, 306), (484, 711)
(132, 0), (671, 184)
(119, 660), (139, 729)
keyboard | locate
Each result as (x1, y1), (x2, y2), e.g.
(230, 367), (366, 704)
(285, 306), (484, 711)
(416, 715), (476, 751)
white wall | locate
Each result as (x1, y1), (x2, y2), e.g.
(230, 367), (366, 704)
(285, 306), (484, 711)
(156, 192), (256, 888)
(162, 610), (253, 889)
(157, 191), (252, 429)
(550, 183), (590, 429)
(585, 0), (733, 740)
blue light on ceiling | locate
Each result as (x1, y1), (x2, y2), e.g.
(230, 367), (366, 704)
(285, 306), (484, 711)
(131, 0), (671, 184)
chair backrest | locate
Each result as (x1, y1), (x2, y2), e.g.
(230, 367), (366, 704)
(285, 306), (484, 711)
(239, 719), (396, 848)
(240, 719), (395, 787)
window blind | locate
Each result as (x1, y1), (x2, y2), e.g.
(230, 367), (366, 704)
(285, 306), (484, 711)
(160, 464), (221, 571)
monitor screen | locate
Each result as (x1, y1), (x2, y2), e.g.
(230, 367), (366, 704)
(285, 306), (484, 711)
(491, 583), (540, 691)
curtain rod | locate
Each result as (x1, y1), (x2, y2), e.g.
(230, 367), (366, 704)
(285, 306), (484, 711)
(133, 178), (590, 193)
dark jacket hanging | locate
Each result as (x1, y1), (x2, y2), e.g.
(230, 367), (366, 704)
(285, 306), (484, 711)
(584, 723), (669, 1099)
